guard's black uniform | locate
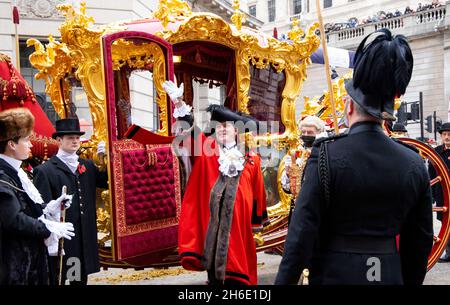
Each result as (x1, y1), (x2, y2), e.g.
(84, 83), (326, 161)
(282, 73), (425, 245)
(275, 122), (433, 285)
(428, 143), (450, 259)
(428, 144), (450, 221)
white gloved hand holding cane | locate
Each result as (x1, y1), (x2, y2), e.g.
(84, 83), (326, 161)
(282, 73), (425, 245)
(43, 186), (72, 221)
(40, 218), (75, 240)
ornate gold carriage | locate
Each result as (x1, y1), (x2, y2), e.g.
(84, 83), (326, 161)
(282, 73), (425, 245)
(27, 0), (450, 271)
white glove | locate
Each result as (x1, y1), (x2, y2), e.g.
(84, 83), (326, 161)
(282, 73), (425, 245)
(44, 233), (64, 256)
(40, 217), (75, 240)
(43, 187), (72, 221)
(173, 102), (192, 119)
(284, 155), (292, 168)
(97, 140), (106, 156)
(163, 80), (184, 102)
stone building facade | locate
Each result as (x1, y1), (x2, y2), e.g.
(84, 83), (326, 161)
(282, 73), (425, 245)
(252, 0), (450, 139)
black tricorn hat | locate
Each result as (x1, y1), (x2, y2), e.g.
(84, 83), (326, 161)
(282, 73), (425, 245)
(345, 28), (413, 121)
(206, 104), (259, 133)
(438, 122), (450, 134)
(52, 118), (85, 139)
(392, 123), (407, 133)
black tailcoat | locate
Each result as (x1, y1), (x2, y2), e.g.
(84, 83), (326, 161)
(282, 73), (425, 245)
(33, 156), (107, 282)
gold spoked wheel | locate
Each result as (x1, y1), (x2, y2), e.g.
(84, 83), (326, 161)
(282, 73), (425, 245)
(397, 138), (450, 270)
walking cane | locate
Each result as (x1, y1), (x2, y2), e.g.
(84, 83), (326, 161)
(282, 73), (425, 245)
(57, 185), (67, 285)
(315, 0), (340, 135)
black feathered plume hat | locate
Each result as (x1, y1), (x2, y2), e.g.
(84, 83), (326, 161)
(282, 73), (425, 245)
(345, 28), (414, 121)
(206, 104), (259, 134)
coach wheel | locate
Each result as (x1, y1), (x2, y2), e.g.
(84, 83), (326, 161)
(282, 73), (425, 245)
(398, 138), (450, 271)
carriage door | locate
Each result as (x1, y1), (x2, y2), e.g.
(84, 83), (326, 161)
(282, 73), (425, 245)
(102, 32), (181, 263)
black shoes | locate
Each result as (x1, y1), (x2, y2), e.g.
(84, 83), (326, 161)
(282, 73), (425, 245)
(439, 256), (450, 263)
(438, 251), (450, 263)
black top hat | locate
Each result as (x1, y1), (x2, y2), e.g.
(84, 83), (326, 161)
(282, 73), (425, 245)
(392, 123), (407, 133)
(345, 29), (413, 121)
(206, 104), (259, 133)
(438, 122), (450, 134)
(52, 118), (85, 139)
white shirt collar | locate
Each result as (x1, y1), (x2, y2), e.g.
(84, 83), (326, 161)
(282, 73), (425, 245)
(56, 148), (79, 174)
(0, 154), (22, 172)
(223, 141), (237, 150)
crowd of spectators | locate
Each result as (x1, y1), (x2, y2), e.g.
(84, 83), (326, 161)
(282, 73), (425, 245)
(324, 0), (444, 33)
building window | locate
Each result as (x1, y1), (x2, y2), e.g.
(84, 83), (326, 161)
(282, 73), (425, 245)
(324, 0), (332, 8)
(268, 0), (276, 22)
(249, 5), (256, 17)
(293, 0), (302, 14)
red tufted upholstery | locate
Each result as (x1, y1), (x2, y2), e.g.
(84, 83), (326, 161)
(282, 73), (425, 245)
(121, 146), (177, 225)
(111, 141), (181, 260)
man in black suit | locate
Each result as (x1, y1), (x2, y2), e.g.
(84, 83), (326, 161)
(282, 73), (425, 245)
(275, 29), (433, 285)
(33, 118), (108, 285)
(429, 122), (450, 262)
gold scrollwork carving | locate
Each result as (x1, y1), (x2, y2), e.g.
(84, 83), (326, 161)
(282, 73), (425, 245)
(97, 190), (111, 247)
(27, 2), (107, 148)
(153, 0), (192, 30)
(302, 72), (351, 122)
(231, 0), (246, 31)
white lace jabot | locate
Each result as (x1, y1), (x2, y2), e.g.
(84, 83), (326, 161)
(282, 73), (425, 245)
(0, 154), (44, 204)
(218, 143), (245, 178)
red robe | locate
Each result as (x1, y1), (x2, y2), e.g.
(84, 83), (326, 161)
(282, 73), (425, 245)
(178, 133), (268, 285)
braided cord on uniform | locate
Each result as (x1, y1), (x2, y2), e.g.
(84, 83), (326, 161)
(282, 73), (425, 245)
(318, 143), (331, 208)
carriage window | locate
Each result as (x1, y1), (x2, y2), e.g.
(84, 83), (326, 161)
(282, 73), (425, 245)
(248, 64), (285, 134)
(248, 64), (286, 207)
(128, 70), (159, 132)
(261, 146), (286, 207)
